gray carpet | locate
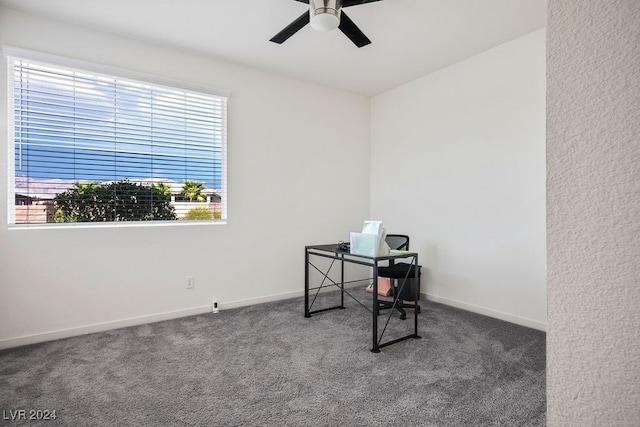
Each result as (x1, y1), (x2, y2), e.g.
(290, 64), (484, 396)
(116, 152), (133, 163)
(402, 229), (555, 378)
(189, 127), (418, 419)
(0, 292), (545, 426)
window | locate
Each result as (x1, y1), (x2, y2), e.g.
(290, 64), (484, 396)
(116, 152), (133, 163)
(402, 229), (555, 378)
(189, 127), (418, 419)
(7, 51), (227, 226)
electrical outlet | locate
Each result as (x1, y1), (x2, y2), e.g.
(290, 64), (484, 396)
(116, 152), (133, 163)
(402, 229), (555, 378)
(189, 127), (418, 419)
(186, 276), (194, 289)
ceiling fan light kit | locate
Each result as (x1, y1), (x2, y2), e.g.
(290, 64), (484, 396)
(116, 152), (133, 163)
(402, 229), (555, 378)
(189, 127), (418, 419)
(309, 0), (341, 32)
(270, 0), (382, 48)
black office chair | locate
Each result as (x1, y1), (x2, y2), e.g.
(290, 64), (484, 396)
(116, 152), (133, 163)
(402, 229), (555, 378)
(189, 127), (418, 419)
(377, 234), (421, 320)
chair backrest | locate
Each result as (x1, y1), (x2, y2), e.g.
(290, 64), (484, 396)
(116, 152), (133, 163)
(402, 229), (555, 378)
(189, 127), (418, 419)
(385, 234), (409, 251)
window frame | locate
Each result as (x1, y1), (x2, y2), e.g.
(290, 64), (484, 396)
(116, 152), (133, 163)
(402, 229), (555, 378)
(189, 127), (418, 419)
(5, 47), (229, 228)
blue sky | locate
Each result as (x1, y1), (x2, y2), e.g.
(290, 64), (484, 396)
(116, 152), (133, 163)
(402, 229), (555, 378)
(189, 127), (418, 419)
(13, 59), (224, 198)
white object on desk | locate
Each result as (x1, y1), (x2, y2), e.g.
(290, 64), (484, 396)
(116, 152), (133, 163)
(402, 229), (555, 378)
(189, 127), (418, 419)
(350, 232), (390, 257)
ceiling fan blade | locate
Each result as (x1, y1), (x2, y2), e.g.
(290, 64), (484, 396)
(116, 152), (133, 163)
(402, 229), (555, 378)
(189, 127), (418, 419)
(270, 12), (311, 44)
(342, 0), (383, 7)
(293, 0), (310, 3)
(338, 11), (371, 47)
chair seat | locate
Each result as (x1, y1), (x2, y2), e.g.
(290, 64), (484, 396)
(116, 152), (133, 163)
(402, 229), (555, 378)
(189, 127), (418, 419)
(377, 262), (421, 279)
(375, 234), (422, 319)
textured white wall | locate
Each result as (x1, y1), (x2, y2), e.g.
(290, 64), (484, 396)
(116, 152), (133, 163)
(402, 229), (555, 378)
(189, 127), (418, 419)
(0, 7), (370, 348)
(370, 30), (547, 330)
(547, 1), (640, 425)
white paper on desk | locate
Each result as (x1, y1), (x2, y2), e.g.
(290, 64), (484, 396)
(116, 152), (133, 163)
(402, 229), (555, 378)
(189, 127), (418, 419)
(351, 220), (390, 257)
(379, 238), (390, 256)
(361, 220), (383, 235)
(350, 232), (381, 257)
(379, 228), (390, 256)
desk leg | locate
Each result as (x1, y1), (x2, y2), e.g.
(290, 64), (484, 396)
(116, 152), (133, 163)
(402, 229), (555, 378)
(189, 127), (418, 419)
(414, 255), (422, 339)
(340, 254), (345, 309)
(371, 262), (380, 353)
(304, 248), (311, 318)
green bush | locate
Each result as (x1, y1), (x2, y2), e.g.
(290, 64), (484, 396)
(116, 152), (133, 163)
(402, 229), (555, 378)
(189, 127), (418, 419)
(184, 207), (214, 220)
(54, 180), (177, 222)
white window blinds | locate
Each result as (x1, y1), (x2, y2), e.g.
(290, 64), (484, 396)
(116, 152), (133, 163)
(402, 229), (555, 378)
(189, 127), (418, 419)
(8, 55), (227, 225)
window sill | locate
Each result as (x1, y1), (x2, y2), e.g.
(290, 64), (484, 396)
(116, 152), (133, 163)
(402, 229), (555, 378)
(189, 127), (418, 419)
(8, 220), (227, 230)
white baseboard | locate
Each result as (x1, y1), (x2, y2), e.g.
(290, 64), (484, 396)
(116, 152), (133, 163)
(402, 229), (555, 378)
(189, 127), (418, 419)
(0, 305), (213, 350)
(423, 292), (547, 332)
(226, 288), (547, 332)
(0, 288), (545, 350)
(0, 290), (314, 350)
(220, 290), (304, 310)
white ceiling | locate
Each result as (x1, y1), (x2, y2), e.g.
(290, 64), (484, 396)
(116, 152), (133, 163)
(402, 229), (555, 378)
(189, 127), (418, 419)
(0, 0), (546, 96)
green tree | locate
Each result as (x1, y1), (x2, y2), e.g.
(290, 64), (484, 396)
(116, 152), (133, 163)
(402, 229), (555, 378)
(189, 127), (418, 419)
(181, 180), (205, 202)
(53, 181), (107, 222)
(153, 182), (173, 198)
(54, 180), (177, 222)
(184, 207), (214, 220)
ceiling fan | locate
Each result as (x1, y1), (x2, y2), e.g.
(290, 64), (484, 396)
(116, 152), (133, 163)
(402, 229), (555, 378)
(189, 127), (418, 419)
(270, 0), (383, 48)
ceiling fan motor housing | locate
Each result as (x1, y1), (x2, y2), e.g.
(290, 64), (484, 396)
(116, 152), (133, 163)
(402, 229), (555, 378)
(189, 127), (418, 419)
(310, 0), (342, 32)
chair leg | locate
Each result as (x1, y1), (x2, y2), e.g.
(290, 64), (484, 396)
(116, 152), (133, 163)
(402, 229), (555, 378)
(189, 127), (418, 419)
(399, 301), (421, 314)
(376, 300), (408, 320)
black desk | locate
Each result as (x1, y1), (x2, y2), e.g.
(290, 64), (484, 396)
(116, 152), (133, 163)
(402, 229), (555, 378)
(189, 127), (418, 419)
(304, 244), (421, 353)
